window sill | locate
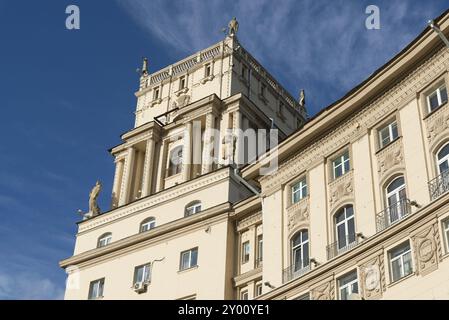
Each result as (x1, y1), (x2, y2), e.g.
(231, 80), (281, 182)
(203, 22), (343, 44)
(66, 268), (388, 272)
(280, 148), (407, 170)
(387, 272), (415, 288)
(423, 101), (448, 120)
(175, 87), (189, 96)
(375, 136), (402, 155)
(329, 169), (353, 185)
(178, 265), (199, 274)
(200, 75), (214, 84)
(150, 98), (162, 107)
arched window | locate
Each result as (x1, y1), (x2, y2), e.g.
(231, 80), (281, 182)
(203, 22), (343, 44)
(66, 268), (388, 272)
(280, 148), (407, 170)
(386, 176), (407, 223)
(185, 201), (202, 217)
(168, 146), (183, 177)
(437, 143), (449, 174)
(335, 205), (355, 250)
(291, 230), (309, 271)
(140, 217), (156, 233)
(97, 232), (112, 248)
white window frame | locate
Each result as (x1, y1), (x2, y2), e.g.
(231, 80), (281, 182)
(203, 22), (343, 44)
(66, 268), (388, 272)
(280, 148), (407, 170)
(335, 206), (356, 251)
(97, 233), (112, 248)
(242, 241), (250, 264)
(240, 290), (249, 300)
(291, 230), (309, 271)
(437, 143), (449, 174)
(332, 151), (350, 179)
(338, 271), (359, 300)
(378, 120), (398, 149)
(204, 63), (212, 77)
(443, 219), (449, 253)
(140, 218), (156, 233)
(88, 278), (104, 300)
(385, 176), (407, 223)
(257, 234), (263, 263)
(179, 75), (187, 90)
(185, 202), (202, 216)
(134, 263), (151, 284)
(427, 84), (448, 113)
(291, 178), (307, 204)
(255, 283), (263, 297)
(180, 247), (198, 271)
(389, 242), (413, 282)
(153, 86), (160, 100)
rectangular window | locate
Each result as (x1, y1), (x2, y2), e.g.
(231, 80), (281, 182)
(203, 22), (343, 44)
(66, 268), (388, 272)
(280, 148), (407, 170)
(241, 65), (248, 80)
(443, 219), (449, 253)
(242, 241), (250, 264)
(257, 234), (263, 265)
(378, 120), (399, 148)
(179, 76), (186, 90)
(332, 150), (350, 179)
(153, 87), (160, 100)
(278, 102), (284, 117)
(240, 290), (249, 300)
(427, 84), (448, 113)
(180, 247), (198, 271)
(255, 283), (263, 297)
(88, 278), (105, 300)
(261, 84), (266, 97)
(205, 63), (212, 77)
(389, 241), (413, 282)
(338, 271), (358, 300)
(291, 178), (308, 204)
(134, 263), (151, 284)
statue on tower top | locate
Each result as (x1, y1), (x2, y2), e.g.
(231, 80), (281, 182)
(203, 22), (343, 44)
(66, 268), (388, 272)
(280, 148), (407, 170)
(87, 180), (102, 218)
(141, 57), (149, 76)
(228, 17), (239, 37)
(299, 89), (306, 108)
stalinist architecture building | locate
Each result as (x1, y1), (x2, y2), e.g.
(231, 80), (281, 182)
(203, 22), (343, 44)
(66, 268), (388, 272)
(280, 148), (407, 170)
(61, 11), (449, 300)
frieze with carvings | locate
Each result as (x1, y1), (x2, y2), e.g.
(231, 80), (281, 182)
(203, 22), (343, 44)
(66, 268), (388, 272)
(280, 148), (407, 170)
(359, 255), (384, 300)
(286, 198), (309, 232)
(328, 171), (354, 209)
(412, 224), (440, 275)
(376, 138), (404, 177)
(311, 280), (334, 300)
(425, 102), (449, 145)
(236, 212), (262, 232)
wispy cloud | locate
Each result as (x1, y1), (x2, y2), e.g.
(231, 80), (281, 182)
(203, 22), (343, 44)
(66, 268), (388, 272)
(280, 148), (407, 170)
(117, 0), (446, 114)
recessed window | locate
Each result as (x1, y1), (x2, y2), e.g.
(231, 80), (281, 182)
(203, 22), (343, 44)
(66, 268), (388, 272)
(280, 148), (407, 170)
(134, 263), (151, 285)
(168, 146), (183, 177)
(338, 271), (359, 300)
(261, 84), (266, 97)
(378, 120), (398, 148)
(335, 205), (356, 251)
(88, 278), (105, 300)
(179, 76), (187, 90)
(389, 241), (413, 282)
(278, 102), (284, 117)
(255, 283), (263, 297)
(180, 247), (198, 271)
(427, 84), (448, 113)
(332, 150), (350, 179)
(241, 64), (248, 80)
(240, 290), (249, 300)
(153, 87), (160, 100)
(140, 217), (156, 233)
(385, 176), (407, 224)
(242, 241), (250, 264)
(291, 178), (307, 204)
(205, 63), (212, 77)
(292, 230), (309, 271)
(443, 219), (449, 253)
(256, 234), (263, 266)
(437, 143), (449, 174)
(185, 201), (202, 217)
(97, 233), (112, 248)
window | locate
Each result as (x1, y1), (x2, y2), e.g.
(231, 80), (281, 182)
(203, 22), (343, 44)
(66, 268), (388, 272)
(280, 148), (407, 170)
(335, 206), (356, 251)
(278, 102), (284, 117)
(386, 176), (407, 224)
(168, 146), (183, 177)
(338, 271), (359, 300)
(443, 219), (449, 252)
(180, 247), (198, 271)
(185, 201), (202, 217)
(97, 233), (112, 248)
(140, 217), (156, 233)
(242, 241), (250, 264)
(389, 241), (413, 282)
(240, 290), (249, 300)
(378, 120), (398, 148)
(153, 87), (160, 100)
(205, 63), (212, 77)
(134, 263), (151, 284)
(294, 293), (310, 300)
(241, 64), (248, 80)
(261, 84), (266, 97)
(437, 143), (449, 174)
(332, 150), (350, 179)
(88, 278), (105, 300)
(256, 234), (263, 265)
(427, 84), (448, 113)
(291, 230), (309, 271)
(179, 76), (187, 90)
(255, 283), (262, 297)
(291, 178), (307, 204)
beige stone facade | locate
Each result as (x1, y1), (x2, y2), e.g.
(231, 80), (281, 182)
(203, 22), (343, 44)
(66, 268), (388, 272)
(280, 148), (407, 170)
(61, 12), (449, 300)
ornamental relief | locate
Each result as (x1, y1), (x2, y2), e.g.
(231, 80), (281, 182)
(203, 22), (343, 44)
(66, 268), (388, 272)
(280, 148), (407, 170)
(311, 280), (334, 300)
(376, 139), (404, 177)
(425, 103), (449, 145)
(412, 224), (440, 275)
(286, 198), (309, 232)
(328, 171), (354, 209)
(359, 255), (385, 300)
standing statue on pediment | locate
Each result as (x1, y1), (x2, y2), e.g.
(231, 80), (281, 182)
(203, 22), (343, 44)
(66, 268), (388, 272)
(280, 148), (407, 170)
(88, 180), (102, 217)
(228, 17), (239, 37)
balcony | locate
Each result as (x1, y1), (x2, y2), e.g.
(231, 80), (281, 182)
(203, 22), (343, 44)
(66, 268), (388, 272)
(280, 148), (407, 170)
(375, 198), (412, 233)
(428, 171), (449, 201)
(282, 263), (311, 283)
(326, 234), (359, 260)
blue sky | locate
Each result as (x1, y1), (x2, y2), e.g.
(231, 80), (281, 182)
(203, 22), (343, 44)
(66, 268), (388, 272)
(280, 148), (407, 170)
(0, 0), (447, 299)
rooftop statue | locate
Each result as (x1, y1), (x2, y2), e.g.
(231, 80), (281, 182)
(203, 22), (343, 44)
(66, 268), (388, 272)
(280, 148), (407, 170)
(141, 57), (149, 76)
(88, 180), (102, 217)
(228, 17), (239, 37)
(299, 89), (305, 108)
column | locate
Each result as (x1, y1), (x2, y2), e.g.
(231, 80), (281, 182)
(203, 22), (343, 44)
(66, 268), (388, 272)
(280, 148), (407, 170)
(131, 150), (144, 200)
(182, 122), (193, 181)
(111, 159), (124, 208)
(219, 112), (230, 166)
(156, 140), (168, 192)
(234, 110), (242, 166)
(119, 147), (135, 206)
(201, 113), (215, 174)
(141, 138), (156, 197)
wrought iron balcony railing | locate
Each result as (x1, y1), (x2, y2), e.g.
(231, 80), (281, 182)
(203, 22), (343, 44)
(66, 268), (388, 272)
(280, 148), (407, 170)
(282, 262), (311, 283)
(326, 234), (359, 260)
(428, 170), (449, 201)
(375, 198), (411, 233)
